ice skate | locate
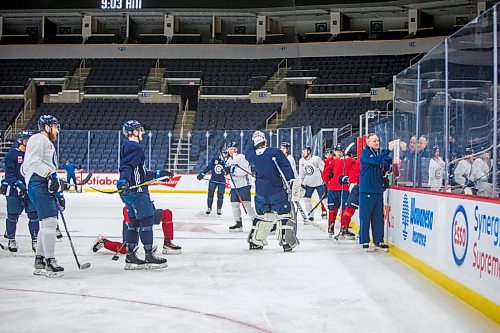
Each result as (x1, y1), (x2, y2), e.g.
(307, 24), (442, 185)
(375, 242), (389, 252)
(145, 250), (168, 269)
(362, 243), (374, 252)
(217, 208), (222, 216)
(205, 208), (212, 215)
(31, 239), (37, 253)
(124, 247), (146, 270)
(328, 223), (335, 238)
(249, 241), (264, 250)
(33, 255), (46, 276)
(162, 239), (182, 254)
(92, 235), (106, 253)
(333, 229), (346, 241)
(229, 220), (243, 232)
(45, 258), (64, 277)
(7, 239), (18, 253)
(344, 228), (356, 240)
(321, 211), (328, 219)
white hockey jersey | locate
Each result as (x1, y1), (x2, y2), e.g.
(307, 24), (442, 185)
(226, 153), (252, 189)
(286, 155), (298, 178)
(428, 157), (445, 191)
(21, 133), (58, 183)
(454, 159), (472, 186)
(298, 155), (324, 187)
(471, 158), (490, 183)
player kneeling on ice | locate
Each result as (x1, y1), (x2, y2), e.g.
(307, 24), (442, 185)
(223, 141), (257, 232)
(245, 131), (299, 252)
(93, 207), (182, 255)
(118, 120), (173, 270)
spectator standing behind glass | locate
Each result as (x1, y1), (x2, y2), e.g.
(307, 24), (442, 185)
(400, 135), (429, 187)
(453, 147), (474, 192)
(428, 146), (445, 191)
(359, 133), (394, 252)
(471, 149), (493, 196)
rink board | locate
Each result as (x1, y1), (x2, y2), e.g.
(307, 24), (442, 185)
(385, 187), (500, 322)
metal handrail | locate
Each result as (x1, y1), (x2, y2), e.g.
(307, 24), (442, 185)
(266, 111), (278, 129)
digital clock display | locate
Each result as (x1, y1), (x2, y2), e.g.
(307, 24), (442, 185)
(101, 0), (142, 9)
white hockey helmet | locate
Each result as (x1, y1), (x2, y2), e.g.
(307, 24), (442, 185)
(252, 131), (267, 147)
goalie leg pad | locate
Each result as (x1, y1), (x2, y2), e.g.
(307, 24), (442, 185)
(278, 214), (299, 249)
(250, 213), (278, 246)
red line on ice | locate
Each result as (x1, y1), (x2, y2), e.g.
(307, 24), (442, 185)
(0, 287), (272, 333)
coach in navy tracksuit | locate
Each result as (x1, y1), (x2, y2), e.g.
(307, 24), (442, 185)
(359, 133), (394, 251)
(197, 154), (227, 216)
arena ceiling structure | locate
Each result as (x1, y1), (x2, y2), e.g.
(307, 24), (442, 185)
(0, 0), (480, 18)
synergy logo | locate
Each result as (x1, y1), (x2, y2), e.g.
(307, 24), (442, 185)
(451, 205), (469, 267)
(401, 194), (410, 240)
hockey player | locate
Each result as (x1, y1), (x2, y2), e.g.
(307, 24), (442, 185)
(471, 148), (493, 196)
(298, 146), (326, 222)
(453, 147), (474, 192)
(280, 142), (297, 177)
(223, 142), (257, 232)
(322, 144), (355, 235)
(428, 145), (445, 191)
(197, 152), (227, 215)
(62, 160), (81, 192)
(21, 115), (65, 277)
(92, 206), (181, 255)
(334, 158), (360, 240)
(0, 130), (39, 252)
(245, 131), (298, 252)
(117, 120), (171, 270)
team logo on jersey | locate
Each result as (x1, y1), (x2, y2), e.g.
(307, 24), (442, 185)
(214, 164), (224, 175)
(305, 165), (315, 176)
(17, 156), (23, 164)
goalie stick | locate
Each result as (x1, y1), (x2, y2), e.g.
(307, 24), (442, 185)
(272, 157), (308, 221)
(90, 175), (171, 194)
(55, 197), (91, 270)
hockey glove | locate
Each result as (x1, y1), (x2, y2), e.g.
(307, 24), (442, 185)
(382, 176), (390, 190)
(328, 170), (334, 181)
(0, 179), (8, 195)
(47, 173), (61, 193)
(338, 176), (349, 185)
(15, 180), (27, 192)
(196, 173), (205, 181)
(55, 192), (65, 211)
(117, 180), (130, 195)
(155, 170), (174, 180)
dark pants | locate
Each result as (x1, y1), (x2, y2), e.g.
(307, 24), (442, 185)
(120, 192), (155, 252)
(207, 181), (225, 210)
(28, 175), (58, 220)
(5, 195), (39, 240)
(358, 192), (384, 245)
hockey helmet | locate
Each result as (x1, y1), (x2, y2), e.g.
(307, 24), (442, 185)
(38, 115), (60, 131)
(281, 141), (291, 150)
(122, 120), (144, 137)
(252, 131), (266, 147)
(17, 130), (33, 144)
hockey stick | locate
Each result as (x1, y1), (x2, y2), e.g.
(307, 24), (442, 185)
(332, 142), (356, 238)
(55, 198), (91, 270)
(272, 157), (308, 221)
(112, 242), (126, 261)
(307, 191), (327, 217)
(220, 150), (248, 215)
(90, 175), (171, 194)
(77, 172), (93, 186)
(0, 242), (4, 250)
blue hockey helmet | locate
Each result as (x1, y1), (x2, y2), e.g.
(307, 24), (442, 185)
(17, 130), (33, 144)
(38, 115), (60, 131)
(226, 141), (238, 149)
(122, 120), (144, 137)
(334, 144), (342, 152)
(280, 141), (291, 150)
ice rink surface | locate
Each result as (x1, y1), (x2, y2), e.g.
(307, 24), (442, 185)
(0, 192), (497, 333)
